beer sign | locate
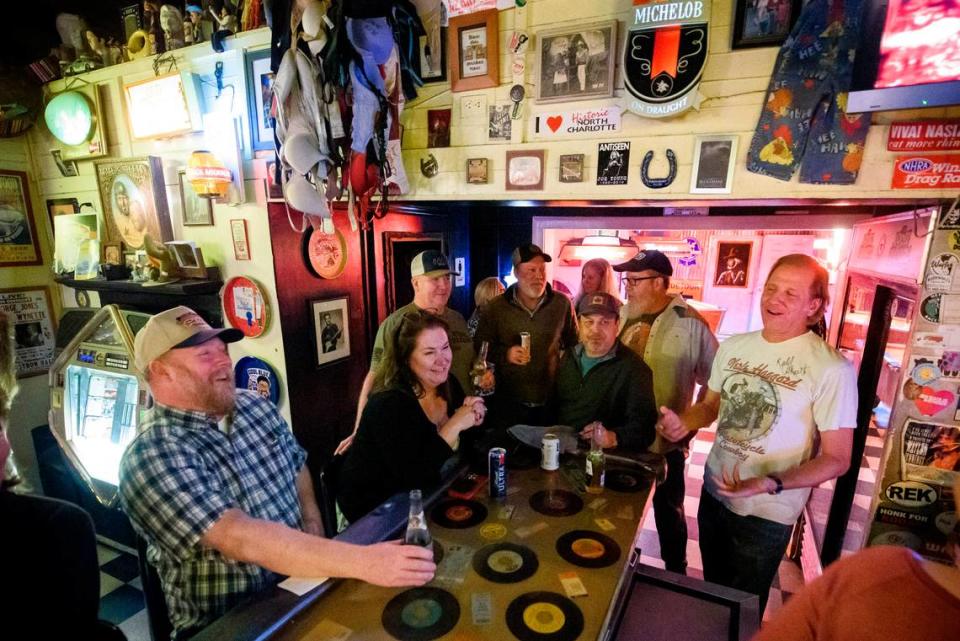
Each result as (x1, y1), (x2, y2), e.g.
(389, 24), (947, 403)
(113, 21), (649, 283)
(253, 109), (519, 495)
(623, 0), (709, 118)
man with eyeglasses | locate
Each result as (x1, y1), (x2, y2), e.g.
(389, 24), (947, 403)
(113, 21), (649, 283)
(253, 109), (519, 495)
(553, 293), (658, 453)
(613, 249), (718, 574)
(339, 250), (473, 453)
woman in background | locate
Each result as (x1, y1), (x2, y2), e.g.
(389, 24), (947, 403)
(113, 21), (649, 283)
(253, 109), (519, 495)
(575, 257), (620, 308)
(467, 276), (505, 338)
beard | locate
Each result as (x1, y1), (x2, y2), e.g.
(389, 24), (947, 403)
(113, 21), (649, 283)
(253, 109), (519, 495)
(171, 362), (236, 416)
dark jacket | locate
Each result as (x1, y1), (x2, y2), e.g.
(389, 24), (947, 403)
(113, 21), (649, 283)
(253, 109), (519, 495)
(552, 342), (658, 452)
(337, 380), (465, 522)
(474, 284), (578, 405)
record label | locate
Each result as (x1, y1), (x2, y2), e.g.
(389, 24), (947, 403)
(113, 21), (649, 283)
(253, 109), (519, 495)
(473, 542), (539, 583)
(506, 591), (584, 641)
(431, 499), (488, 529)
(556, 530), (621, 568)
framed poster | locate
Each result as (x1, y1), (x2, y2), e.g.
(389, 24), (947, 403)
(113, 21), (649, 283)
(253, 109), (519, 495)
(536, 20), (617, 103)
(94, 157), (172, 250)
(101, 242), (122, 265)
(46, 197), (79, 231)
(418, 27), (448, 83)
(714, 241), (753, 288)
(310, 296), (351, 367)
(231, 219), (251, 261)
(178, 169), (214, 226)
(732, 0), (801, 49)
(427, 108), (452, 148)
(448, 9), (499, 92)
(690, 135), (738, 194)
(506, 150), (545, 190)
(0, 286), (56, 377)
(244, 48), (275, 152)
(0, 170), (42, 267)
(488, 104), (512, 142)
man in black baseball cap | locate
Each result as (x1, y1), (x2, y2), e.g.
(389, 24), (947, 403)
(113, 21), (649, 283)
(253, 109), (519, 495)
(612, 249), (718, 575)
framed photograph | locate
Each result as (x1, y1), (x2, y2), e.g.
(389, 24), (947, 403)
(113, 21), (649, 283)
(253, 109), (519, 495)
(0, 286), (56, 377)
(559, 154), (585, 183)
(0, 170), (42, 267)
(310, 296), (351, 367)
(94, 157), (172, 251)
(101, 242), (122, 266)
(418, 27), (447, 83)
(488, 104), (512, 142)
(165, 240), (207, 278)
(427, 108), (452, 148)
(467, 158), (489, 184)
(506, 150), (545, 191)
(46, 197), (79, 230)
(178, 169), (214, 226)
(230, 219), (251, 261)
(244, 48), (275, 151)
(690, 135), (738, 194)
(536, 20), (617, 103)
(732, 0), (801, 49)
(448, 9), (499, 92)
(714, 241), (752, 288)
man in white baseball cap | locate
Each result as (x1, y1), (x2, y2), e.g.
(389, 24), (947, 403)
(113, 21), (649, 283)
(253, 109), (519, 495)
(120, 306), (435, 638)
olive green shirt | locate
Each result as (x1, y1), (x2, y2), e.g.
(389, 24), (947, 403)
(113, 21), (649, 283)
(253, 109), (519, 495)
(370, 302), (474, 393)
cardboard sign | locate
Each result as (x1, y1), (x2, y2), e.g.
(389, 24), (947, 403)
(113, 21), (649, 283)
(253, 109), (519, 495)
(888, 119), (960, 152)
(531, 107), (622, 139)
(891, 155), (960, 189)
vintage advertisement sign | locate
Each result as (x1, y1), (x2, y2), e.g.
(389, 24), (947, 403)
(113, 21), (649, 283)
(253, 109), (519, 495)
(0, 287), (56, 378)
(888, 119), (960, 152)
(622, 0), (709, 118)
(531, 106), (622, 139)
(891, 154), (960, 189)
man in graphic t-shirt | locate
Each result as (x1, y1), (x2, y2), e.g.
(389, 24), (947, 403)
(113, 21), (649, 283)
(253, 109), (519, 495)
(657, 254), (857, 613)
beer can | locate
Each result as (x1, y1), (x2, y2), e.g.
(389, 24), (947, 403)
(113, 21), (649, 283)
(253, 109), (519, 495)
(519, 332), (531, 356)
(488, 447), (507, 498)
(541, 433), (560, 471)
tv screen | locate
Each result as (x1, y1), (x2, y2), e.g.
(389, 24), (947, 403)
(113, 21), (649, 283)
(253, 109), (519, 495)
(848, 0), (960, 113)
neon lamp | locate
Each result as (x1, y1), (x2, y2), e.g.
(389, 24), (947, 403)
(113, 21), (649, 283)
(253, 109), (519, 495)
(44, 91), (94, 146)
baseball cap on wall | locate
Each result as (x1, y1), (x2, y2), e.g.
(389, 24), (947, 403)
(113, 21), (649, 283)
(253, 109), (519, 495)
(134, 306), (243, 372)
(577, 292), (622, 317)
(411, 250), (455, 278)
(612, 249), (674, 276)
(511, 243), (553, 267)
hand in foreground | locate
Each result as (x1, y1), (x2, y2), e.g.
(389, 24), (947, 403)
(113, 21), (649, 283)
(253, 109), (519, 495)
(462, 396), (487, 425)
(579, 421), (617, 449)
(713, 462), (772, 498)
(506, 345), (531, 365)
(334, 433), (354, 456)
(656, 407), (689, 443)
(358, 540), (436, 587)
(450, 398), (485, 432)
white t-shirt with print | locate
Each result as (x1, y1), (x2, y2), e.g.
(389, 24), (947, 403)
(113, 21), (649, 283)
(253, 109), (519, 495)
(704, 330), (857, 525)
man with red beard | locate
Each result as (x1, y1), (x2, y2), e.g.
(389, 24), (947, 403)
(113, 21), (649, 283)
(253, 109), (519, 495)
(120, 307), (435, 639)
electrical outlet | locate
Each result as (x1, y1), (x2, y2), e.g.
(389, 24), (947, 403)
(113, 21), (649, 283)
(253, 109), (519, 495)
(460, 95), (487, 120)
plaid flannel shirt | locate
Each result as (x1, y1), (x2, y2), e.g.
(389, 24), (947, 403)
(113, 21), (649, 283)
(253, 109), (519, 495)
(119, 390), (307, 636)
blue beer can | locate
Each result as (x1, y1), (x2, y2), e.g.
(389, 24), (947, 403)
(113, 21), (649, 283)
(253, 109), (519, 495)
(488, 447), (507, 498)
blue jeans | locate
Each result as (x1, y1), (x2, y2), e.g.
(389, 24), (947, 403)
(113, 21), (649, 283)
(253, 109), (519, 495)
(697, 490), (793, 614)
(746, 0), (869, 184)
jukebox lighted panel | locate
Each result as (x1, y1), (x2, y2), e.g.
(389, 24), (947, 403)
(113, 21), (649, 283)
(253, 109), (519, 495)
(48, 305), (153, 507)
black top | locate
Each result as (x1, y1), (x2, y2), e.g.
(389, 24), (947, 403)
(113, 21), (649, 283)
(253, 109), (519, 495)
(337, 379), (466, 522)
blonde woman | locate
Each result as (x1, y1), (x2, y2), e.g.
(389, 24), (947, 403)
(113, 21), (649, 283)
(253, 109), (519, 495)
(575, 257), (619, 308)
(468, 276), (505, 338)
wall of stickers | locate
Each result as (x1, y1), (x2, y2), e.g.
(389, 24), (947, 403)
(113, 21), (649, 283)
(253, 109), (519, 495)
(399, 0), (960, 200)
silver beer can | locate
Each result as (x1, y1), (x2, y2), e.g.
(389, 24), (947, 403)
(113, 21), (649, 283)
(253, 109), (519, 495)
(541, 433), (560, 471)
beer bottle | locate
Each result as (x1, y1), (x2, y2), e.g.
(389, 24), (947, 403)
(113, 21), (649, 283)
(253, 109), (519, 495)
(471, 341), (494, 396)
(585, 426), (605, 494)
(404, 489), (432, 547)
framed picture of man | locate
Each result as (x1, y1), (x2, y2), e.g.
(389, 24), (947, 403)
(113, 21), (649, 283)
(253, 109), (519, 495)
(178, 169), (214, 226)
(310, 296), (351, 367)
(714, 241), (752, 288)
(732, 0), (801, 49)
(536, 20), (617, 103)
(95, 157), (172, 251)
(0, 170), (42, 267)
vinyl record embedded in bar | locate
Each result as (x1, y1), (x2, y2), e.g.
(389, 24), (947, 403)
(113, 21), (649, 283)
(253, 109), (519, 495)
(604, 468), (646, 493)
(555, 530), (622, 568)
(529, 489), (584, 517)
(382, 587), (460, 641)
(505, 591), (584, 641)
(472, 542), (539, 583)
(430, 498), (488, 529)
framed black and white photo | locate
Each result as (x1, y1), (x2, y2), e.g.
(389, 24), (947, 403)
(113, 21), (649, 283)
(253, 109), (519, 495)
(244, 48), (275, 152)
(178, 169), (214, 226)
(488, 104), (512, 142)
(559, 154), (584, 183)
(732, 0), (801, 49)
(536, 20), (617, 103)
(714, 241), (753, 288)
(506, 150), (545, 191)
(311, 296), (350, 367)
(690, 135), (738, 194)
(45, 197), (79, 232)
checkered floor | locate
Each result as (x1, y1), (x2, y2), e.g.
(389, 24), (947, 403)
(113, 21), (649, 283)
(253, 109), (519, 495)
(97, 544), (149, 640)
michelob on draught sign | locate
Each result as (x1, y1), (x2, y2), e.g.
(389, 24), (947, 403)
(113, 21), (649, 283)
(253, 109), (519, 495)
(623, 0), (709, 118)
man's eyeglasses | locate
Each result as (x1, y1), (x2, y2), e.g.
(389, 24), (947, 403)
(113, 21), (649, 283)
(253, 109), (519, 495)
(623, 276), (659, 286)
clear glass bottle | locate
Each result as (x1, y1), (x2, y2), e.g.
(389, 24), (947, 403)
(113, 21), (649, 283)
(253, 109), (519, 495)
(404, 489), (432, 547)
(585, 427), (605, 494)
(471, 341), (495, 396)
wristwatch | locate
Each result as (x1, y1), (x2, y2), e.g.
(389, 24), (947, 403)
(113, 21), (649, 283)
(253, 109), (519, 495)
(767, 475), (784, 495)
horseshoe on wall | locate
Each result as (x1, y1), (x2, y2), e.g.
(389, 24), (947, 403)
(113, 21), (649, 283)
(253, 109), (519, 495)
(641, 149), (677, 189)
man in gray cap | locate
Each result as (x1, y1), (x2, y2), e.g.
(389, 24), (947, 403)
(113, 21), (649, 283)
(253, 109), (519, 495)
(475, 243), (578, 431)
(120, 307), (436, 638)
(553, 293), (657, 452)
(613, 249), (718, 574)
(339, 249), (473, 453)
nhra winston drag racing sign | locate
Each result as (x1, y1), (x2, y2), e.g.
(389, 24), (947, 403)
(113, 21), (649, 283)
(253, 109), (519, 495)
(623, 0), (709, 118)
